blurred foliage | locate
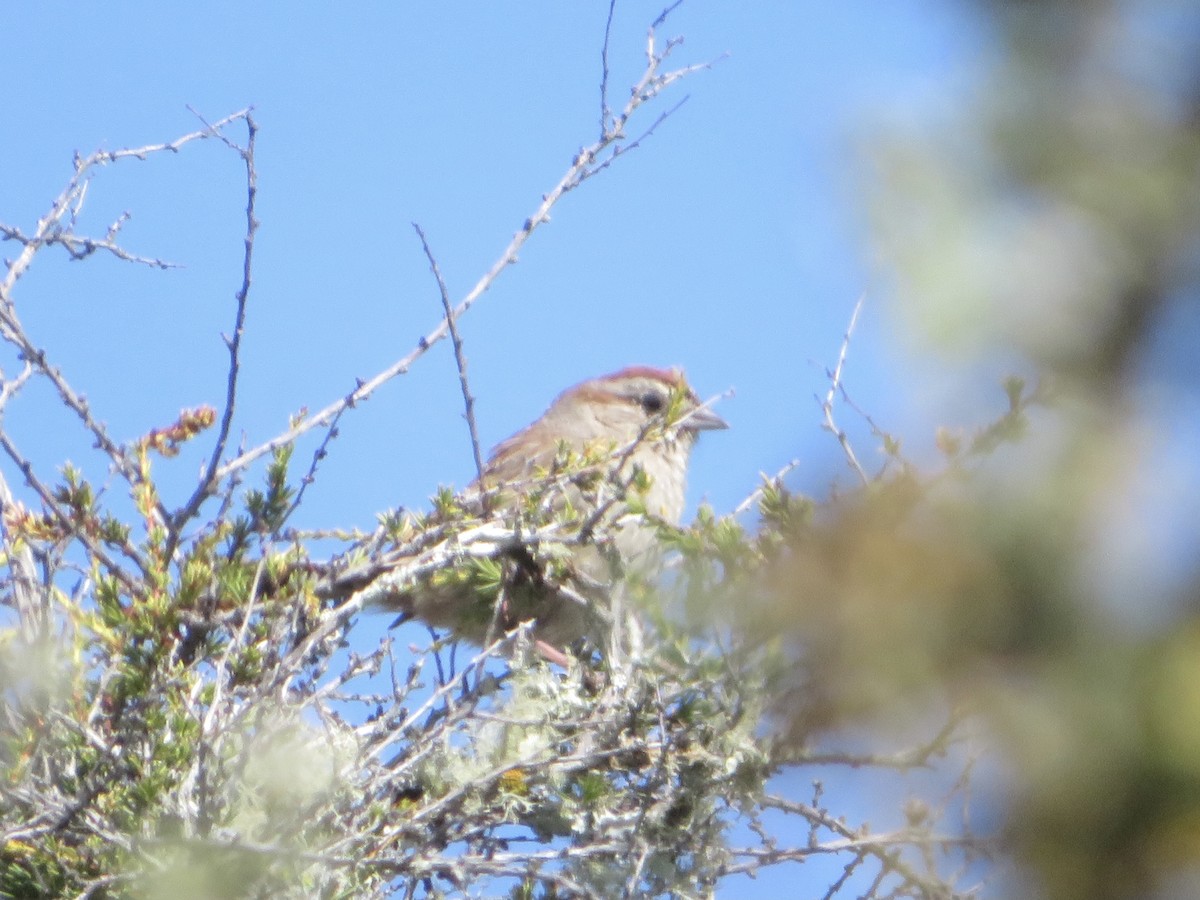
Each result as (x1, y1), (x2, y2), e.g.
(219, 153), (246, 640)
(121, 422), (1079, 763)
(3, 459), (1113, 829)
(807, 1), (1200, 897)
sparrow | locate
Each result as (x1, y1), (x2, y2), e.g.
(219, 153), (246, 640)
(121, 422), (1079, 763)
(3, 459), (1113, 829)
(323, 366), (726, 660)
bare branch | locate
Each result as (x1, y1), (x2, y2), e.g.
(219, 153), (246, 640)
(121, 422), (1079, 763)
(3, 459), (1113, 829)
(0, 222), (180, 269)
(757, 794), (976, 898)
(0, 108), (251, 301)
(599, 0), (618, 137)
(577, 95), (692, 182)
(0, 430), (143, 594)
(774, 711), (967, 771)
(280, 407), (346, 527)
(213, 18), (712, 484)
(0, 109), (254, 519)
(412, 222), (485, 486)
(166, 111), (259, 552)
(733, 458), (800, 517)
(820, 294), (869, 485)
(0, 320), (157, 507)
(652, 0), (685, 30)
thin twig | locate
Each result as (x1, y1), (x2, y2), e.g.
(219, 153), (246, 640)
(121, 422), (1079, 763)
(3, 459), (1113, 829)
(413, 222), (485, 486)
(820, 294), (869, 485)
(281, 406), (346, 526)
(213, 22), (709, 484)
(0, 108), (251, 302)
(836, 382), (905, 476)
(0, 223), (180, 269)
(0, 110), (253, 522)
(599, 0), (618, 137)
(652, 0), (685, 29)
(578, 96), (693, 183)
(0, 430), (142, 594)
(756, 794), (972, 898)
(733, 458), (801, 517)
(479, 584), (509, 664)
(166, 111), (259, 555)
(0, 320), (159, 512)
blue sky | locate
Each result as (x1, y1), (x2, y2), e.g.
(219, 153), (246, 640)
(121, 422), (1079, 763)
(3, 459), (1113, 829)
(3, 1), (992, 533)
(4, 2), (1012, 895)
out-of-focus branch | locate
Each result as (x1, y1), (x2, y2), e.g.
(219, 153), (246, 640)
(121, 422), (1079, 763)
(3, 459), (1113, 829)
(820, 294), (869, 485)
(733, 458), (800, 517)
(756, 794), (978, 899)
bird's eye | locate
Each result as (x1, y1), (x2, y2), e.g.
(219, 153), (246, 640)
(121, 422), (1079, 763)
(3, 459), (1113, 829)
(639, 391), (666, 414)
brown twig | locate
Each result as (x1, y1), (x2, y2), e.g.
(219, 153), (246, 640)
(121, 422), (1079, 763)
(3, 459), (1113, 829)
(599, 0), (619, 137)
(281, 406), (346, 527)
(166, 110), (259, 555)
(212, 18), (711, 484)
(413, 222), (486, 487)
(0, 108), (250, 302)
(0, 109), (254, 523)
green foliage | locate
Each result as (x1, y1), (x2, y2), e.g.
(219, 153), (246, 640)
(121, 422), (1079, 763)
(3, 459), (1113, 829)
(9, 413), (948, 898)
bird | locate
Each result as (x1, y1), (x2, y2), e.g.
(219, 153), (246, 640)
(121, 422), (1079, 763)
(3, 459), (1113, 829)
(323, 366), (727, 661)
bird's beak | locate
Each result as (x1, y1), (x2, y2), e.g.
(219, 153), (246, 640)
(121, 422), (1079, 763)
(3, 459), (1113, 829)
(681, 405), (729, 432)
